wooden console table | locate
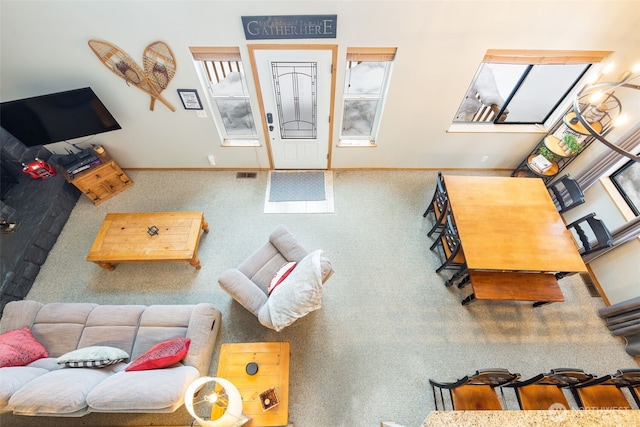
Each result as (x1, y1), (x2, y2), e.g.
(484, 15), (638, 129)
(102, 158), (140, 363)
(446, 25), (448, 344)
(61, 147), (133, 205)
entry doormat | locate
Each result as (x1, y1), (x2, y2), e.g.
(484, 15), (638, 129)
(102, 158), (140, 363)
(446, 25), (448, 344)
(268, 171), (326, 202)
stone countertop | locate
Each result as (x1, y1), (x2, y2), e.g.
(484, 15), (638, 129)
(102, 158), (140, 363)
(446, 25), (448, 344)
(422, 410), (640, 426)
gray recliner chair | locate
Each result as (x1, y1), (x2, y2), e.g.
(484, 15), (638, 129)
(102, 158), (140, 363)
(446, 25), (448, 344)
(218, 225), (334, 331)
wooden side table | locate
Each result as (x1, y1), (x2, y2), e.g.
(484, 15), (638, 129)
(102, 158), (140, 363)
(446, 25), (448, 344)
(61, 147), (133, 205)
(216, 342), (290, 427)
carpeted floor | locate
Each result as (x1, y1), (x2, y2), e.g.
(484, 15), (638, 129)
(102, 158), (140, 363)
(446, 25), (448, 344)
(2, 170), (637, 427)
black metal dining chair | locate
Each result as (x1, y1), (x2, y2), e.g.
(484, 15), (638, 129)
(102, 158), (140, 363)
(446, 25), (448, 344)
(556, 212), (613, 279)
(566, 212), (613, 256)
(430, 368), (520, 410)
(423, 172), (448, 237)
(569, 368), (640, 409)
(428, 191), (449, 238)
(430, 212), (466, 285)
(503, 368), (595, 410)
(547, 174), (585, 214)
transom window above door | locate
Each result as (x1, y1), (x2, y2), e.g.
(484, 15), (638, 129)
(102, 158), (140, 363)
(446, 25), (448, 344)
(453, 49), (612, 125)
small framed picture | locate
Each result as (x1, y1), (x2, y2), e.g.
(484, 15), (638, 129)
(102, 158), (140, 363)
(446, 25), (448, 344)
(177, 89), (203, 110)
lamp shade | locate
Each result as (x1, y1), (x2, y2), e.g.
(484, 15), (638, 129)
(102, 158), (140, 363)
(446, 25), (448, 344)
(571, 74), (640, 163)
(184, 377), (248, 427)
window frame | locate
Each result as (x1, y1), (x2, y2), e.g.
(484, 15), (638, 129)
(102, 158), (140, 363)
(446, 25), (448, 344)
(492, 63), (591, 125)
(452, 49), (612, 129)
(190, 47), (260, 147)
(338, 47), (396, 147)
(610, 159), (640, 217)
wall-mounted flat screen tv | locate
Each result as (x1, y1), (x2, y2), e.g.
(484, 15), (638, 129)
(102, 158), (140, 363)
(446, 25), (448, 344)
(0, 87), (121, 147)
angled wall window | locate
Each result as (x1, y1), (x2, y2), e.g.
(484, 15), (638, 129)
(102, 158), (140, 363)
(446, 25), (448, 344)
(610, 159), (640, 217)
(454, 50), (612, 125)
(190, 47), (258, 146)
(339, 47), (396, 146)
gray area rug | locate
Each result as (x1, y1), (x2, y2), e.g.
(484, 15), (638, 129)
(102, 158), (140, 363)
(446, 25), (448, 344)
(4, 170), (637, 427)
(269, 171), (326, 202)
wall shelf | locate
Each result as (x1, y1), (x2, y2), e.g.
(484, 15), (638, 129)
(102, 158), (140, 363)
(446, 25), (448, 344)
(511, 107), (597, 183)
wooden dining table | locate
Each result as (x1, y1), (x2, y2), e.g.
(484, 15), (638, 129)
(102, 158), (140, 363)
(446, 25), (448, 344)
(444, 175), (587, 274)
(443, 175), (587, 306)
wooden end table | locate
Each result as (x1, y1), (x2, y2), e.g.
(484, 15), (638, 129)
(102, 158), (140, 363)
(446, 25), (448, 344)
(216, 342), (290, 427)
(86, 211), (208, 270)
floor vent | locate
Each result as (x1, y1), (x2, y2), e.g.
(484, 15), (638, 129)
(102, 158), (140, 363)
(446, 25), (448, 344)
(236, 172), (257, 179)
(580, 272), (601, 298)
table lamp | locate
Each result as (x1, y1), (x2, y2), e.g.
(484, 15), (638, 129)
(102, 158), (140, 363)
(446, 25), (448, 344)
(184, 377), (249, 427)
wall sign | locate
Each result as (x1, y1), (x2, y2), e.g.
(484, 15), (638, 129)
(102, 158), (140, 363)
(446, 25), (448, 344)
(241, 15), (337, 40)
(177, 89), (203, 110)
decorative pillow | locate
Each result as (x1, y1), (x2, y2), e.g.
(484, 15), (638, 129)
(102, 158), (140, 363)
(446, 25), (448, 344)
(125, 337), (191, 372)
(0, 327), (48, 367)
(57, 346), (130, 368)
(268, 261), (297, 295)
(267, 250), (323, 332)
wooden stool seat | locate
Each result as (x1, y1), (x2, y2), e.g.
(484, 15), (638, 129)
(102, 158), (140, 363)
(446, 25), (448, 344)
(452, 385), (503, 410)
(576, 385), (632, 409)
(518, 384), (570, 410)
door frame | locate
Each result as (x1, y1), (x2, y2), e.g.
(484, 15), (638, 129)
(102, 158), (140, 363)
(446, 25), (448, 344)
(247, 44), (338, 170)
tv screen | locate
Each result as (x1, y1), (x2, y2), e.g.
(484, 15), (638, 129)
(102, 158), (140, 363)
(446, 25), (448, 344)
(0, 87), (121, 147)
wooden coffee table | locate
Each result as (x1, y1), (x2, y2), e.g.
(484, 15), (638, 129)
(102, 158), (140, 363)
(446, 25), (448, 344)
(86, 211), (208, 270)
(216, 342), (290, 427)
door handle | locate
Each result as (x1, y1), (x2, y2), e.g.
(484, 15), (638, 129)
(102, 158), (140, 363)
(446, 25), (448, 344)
(266, 113), (273, 124)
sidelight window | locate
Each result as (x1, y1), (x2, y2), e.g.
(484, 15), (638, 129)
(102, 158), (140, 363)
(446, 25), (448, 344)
(190, 47), (258, 145)
(339, 47), (396, 146)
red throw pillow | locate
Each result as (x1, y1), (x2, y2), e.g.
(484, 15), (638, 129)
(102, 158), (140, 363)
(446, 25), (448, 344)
(125, 337), (190, 372)
(0, 327), (48, 367)
(268, 261), (297, 295)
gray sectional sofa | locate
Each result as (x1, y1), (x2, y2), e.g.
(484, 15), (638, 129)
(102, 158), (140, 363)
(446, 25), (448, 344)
(0, 300), (221, 417)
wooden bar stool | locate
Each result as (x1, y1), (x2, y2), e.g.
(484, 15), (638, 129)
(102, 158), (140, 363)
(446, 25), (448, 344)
(430, 369), (520, 410)
(504, 368), (595, 410)
(571, 369), (640, 409)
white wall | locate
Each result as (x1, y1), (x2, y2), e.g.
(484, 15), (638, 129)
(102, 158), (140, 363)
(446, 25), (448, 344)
(561, 177), (640, 305)
(1, 0), (639, 170)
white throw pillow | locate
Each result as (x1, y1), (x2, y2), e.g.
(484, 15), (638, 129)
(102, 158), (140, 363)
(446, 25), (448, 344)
(267, 250), (323, 331)
(57, 346), (129, 368)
